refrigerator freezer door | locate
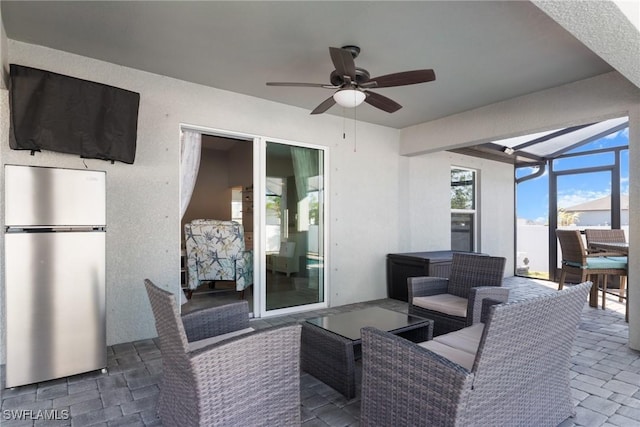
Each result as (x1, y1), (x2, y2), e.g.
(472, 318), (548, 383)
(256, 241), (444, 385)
(5, 231), (106, 387)
(5, 165), (106, 227)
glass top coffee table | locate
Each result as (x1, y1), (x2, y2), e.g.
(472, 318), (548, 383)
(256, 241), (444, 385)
(301, 306), (433, 399)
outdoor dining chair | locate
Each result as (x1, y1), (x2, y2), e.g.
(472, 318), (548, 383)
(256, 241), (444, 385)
(585, 228), (628, 303)
(556, 229), (627, 316)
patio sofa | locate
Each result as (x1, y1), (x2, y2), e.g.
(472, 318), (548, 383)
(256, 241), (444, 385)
(361, 281), (592, 427)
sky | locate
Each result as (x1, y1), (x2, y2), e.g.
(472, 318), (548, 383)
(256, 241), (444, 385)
(515, 127), (629, 223)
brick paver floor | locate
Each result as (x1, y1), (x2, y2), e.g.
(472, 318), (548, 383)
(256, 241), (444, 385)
(1, 277), (638, 426)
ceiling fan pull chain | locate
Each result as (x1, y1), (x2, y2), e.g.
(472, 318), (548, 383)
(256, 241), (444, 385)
(354, 106), (357, 152)
(343, 107), (347, 140)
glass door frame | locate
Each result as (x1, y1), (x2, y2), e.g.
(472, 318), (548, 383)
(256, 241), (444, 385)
(549, 164), (618, 281)
(178, 125), (329, 319)
(257, 136), (329, 318)
(178, 124), (259, 315)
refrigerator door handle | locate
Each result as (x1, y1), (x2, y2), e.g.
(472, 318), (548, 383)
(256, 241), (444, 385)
(5, 226), (105, 233)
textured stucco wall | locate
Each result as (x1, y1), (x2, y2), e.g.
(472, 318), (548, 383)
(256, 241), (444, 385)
(400, 71), (640, 156)
(399, 72), (640, 350)
(404, 151), (515, 272)
(0, 40), (406, 360)
(533, 0), (640, 89)
(0, 39), (518, 363)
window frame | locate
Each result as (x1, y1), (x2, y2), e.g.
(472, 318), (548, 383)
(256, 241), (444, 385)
(450, 167), (478, 252)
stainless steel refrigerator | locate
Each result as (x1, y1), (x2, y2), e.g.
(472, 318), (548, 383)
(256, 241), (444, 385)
(4, 165), (106, 388)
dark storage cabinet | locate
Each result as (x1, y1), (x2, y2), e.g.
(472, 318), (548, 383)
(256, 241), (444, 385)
(386, 251), (459, 302)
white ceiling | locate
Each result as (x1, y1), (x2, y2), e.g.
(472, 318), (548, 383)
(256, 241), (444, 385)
(0, 1), (623, 129)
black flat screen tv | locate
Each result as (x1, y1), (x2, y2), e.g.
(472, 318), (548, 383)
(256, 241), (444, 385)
(9, 64), (140, 164)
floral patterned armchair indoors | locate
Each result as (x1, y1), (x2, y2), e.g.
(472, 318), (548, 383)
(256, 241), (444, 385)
(184, 219), (253, 297)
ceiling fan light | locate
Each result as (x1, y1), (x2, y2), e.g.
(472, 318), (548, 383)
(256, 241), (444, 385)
(333, 89), (366, 108)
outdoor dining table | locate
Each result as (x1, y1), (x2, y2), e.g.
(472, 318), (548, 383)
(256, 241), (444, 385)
(588, 241), (629, 255)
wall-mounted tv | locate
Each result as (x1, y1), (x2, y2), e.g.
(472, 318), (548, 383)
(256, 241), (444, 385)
(9, 64), (140, 164)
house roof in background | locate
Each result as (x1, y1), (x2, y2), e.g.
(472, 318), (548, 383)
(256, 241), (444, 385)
(565, 195), (629, 212)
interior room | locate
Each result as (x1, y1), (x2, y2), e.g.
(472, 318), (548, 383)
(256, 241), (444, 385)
(180, 134), (255, 308)
(181, 134), (326, 313)
(0, 1), (639, 425)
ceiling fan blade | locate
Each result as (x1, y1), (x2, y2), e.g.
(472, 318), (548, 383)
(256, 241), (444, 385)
(364, 91), (402, 113)
(329, 47), (356, 80)
(266, 82), (338, 88)
(365, 69), (436, 88)
(310, 96), (336, 114)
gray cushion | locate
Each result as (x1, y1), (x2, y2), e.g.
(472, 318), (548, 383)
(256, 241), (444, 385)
(419, 340), (475, 370)
(433, 323), (484, 355)
(418, 323), (485, 370)
(412, 294), (467, 317)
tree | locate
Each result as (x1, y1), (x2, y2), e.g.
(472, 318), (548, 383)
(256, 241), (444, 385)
(451, 169), (474, 209)
(557, 208), (580, 226)
(266, 195), (281, 219)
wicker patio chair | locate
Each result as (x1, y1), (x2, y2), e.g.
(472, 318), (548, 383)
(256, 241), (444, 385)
(144, 279), (301, 427)
(361, 281), (593, 427)
(408, 253), (507, 336)
(556, 229), (627, 313)
(585, 228), (628, 302)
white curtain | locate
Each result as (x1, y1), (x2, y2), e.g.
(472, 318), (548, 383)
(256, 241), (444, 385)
(180, 129), (202, 219)
(291, 146), (317, 202)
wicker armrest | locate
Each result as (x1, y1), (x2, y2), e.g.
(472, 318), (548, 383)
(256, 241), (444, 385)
(361, 327), (473, 426)
(467, 287), (509, 326)
(479, 298), (503, 324)
(182, 300), (250, 342)
(190, 324), (302, 426)
(408, 276), (449, 300)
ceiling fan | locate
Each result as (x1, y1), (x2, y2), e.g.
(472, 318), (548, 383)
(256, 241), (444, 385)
(266, 46), (436, 115)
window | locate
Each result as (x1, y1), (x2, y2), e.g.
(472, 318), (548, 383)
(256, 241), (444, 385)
(451, 168), (477, 251)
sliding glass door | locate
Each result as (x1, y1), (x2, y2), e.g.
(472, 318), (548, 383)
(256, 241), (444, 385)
(263, 141), (326, 313)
